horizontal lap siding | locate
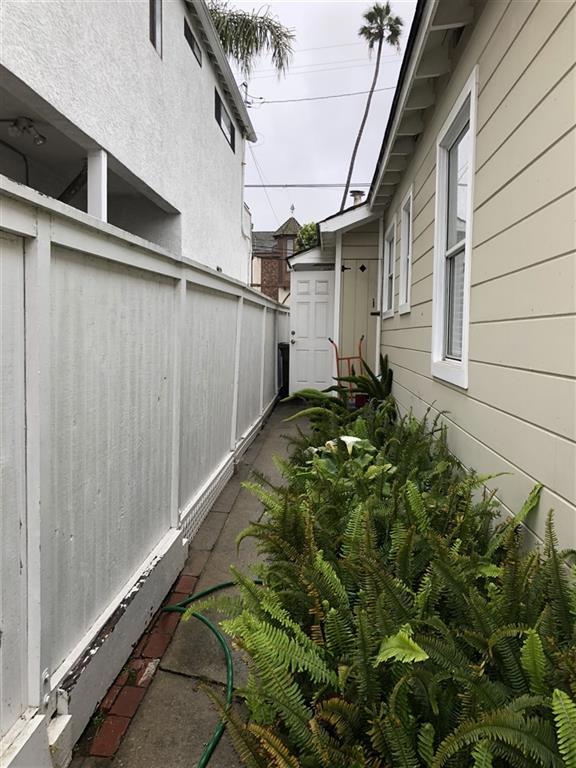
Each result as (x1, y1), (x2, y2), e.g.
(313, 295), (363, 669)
(0, 233), (27, 737)
(379, 0), (576, 543)
(179, 286), (238, 509)
(49, 248), (175, 670)
(340, 225), (379, 364)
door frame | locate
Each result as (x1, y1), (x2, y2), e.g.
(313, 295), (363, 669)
(288, 264), (336, 394)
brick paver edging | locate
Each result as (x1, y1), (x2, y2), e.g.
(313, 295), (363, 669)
(89, 567), (201, 757)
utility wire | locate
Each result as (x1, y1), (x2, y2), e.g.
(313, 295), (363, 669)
(248, 145), (280, 226)
(245, 183), (370, 188)
(252, 51), (401, 75)
(250, 58), (401, 80)
(249, 85), (396, 105)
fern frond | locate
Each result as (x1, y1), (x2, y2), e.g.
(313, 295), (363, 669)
(432, 711), (561, 768)
(418, 722), (436, 767)
(552, 689), (576, 768)
(247, 723), (300, 768)
(521, 630), (548, 695)
(472, 741), (493, 768)
(406, 480), (430, 535)
(375, 624), (429, 665)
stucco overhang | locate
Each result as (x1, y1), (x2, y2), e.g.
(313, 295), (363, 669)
(185, 0), (257, 142)
(368, 0), (477, 211)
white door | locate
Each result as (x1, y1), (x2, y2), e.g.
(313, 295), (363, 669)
(289, 270), (335, 393)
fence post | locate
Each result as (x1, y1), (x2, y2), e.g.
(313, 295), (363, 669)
(169, 275), (185, 528)
(259, 306), (266, 414)
(24, 211), (53, 713)
(230, 295), (243, 449)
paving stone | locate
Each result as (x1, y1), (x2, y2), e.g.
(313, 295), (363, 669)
(109, 687), (146, 718)
(69, 756), (111, 768)
(152, 610), (180, 636)
(141, 633), (172, 659)
(100, 684), (121, 712)
(113, 672), (241, 768)
(174, 573), (197, 594)
(160, 608), (248, 688)
(189, 512), (227, 550)
(210, 478), (243, 513)
(182, 548), (210, 577)
(90, 715), (130, 757)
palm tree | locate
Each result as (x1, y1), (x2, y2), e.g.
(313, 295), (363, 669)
(340, 2), (403, 211)
(208, 1), (294, 78)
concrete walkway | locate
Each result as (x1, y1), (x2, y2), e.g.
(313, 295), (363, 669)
(71, 402), (302, 768)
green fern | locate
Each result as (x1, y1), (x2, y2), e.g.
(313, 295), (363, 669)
(521, 630), (547, 695)
(552, 689), (576, 768)
(375, 624), (429, 664)
(472, 741), (493, 767)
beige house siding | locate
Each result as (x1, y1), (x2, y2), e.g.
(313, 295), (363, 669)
(340, 221), (380, 367)
(379, 0), (576, 544)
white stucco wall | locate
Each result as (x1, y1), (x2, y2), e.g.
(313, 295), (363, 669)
(0, 0), (249, 281)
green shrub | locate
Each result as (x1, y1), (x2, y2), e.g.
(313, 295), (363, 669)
(193, 401), (576, 767)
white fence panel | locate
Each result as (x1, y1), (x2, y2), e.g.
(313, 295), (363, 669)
(48, 247), (176, 670)
(0, 178), (287, 765)
(236, 301), (264, 439)
(179, 285), (237, 509)
(0, 233), (27, 738)
(263, 309), (277, 407)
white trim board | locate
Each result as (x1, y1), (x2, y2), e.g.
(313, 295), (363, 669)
(431, 66), (478, 390)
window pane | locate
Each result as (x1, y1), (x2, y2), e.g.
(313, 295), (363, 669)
(401, 201), (411, 304)
(387, 273), (393, 310)
(445, 249), (465, 359)
(447, 124), (470, 249)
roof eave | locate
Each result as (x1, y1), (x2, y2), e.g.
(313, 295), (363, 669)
(368, 0), (477, 212)
(186, 0), (257, 142)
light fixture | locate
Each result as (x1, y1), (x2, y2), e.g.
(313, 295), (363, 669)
(2, 117), (47, 146)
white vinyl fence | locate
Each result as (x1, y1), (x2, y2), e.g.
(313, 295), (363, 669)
(0, 177), (287, 765)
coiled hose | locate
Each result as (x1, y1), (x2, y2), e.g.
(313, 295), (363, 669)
(162, 581), (239, 768)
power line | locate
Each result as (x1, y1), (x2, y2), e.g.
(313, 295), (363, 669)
(245, 183), (370, 188)
(251, 51), (401, 76)
(250, 58), (402, 80)
(250, 85), (396, 105)
(248, 145), (280, 226)
(294, 41), (366, 53)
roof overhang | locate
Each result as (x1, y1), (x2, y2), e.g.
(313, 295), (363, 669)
(368, 0), (477, 211)
(287, 246), (334, 270)
(319, 202), (378, 234)
(185, 0), (257, 142)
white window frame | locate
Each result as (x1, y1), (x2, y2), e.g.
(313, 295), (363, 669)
(399, 186), (413, 314)
(382, 219), (396, 319)
(431, 67), (478, 389)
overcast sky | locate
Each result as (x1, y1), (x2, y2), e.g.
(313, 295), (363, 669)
(233, 0), (417, 232)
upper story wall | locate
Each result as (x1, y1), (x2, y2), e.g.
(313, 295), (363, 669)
(0, 0), (251, 281)
(377, 0), (576, 544)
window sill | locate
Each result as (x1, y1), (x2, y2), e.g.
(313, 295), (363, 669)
(399, 302), (411, 315)
(431, 358), (468, 389)
(382, 309), (394, 321)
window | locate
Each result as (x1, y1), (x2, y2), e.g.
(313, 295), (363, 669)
(149, 0), (162, 56)
(399, 187), (413, 314)
(431, 68), (478, 389)
(382, 220), (396, 318)
(215, 91), (235, 151)
(184, 19), (202, 65)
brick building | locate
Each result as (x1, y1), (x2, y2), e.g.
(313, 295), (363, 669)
(251, 216), (300, 303)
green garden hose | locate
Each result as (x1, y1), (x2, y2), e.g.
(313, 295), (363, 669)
(162, 581), (241, 768)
